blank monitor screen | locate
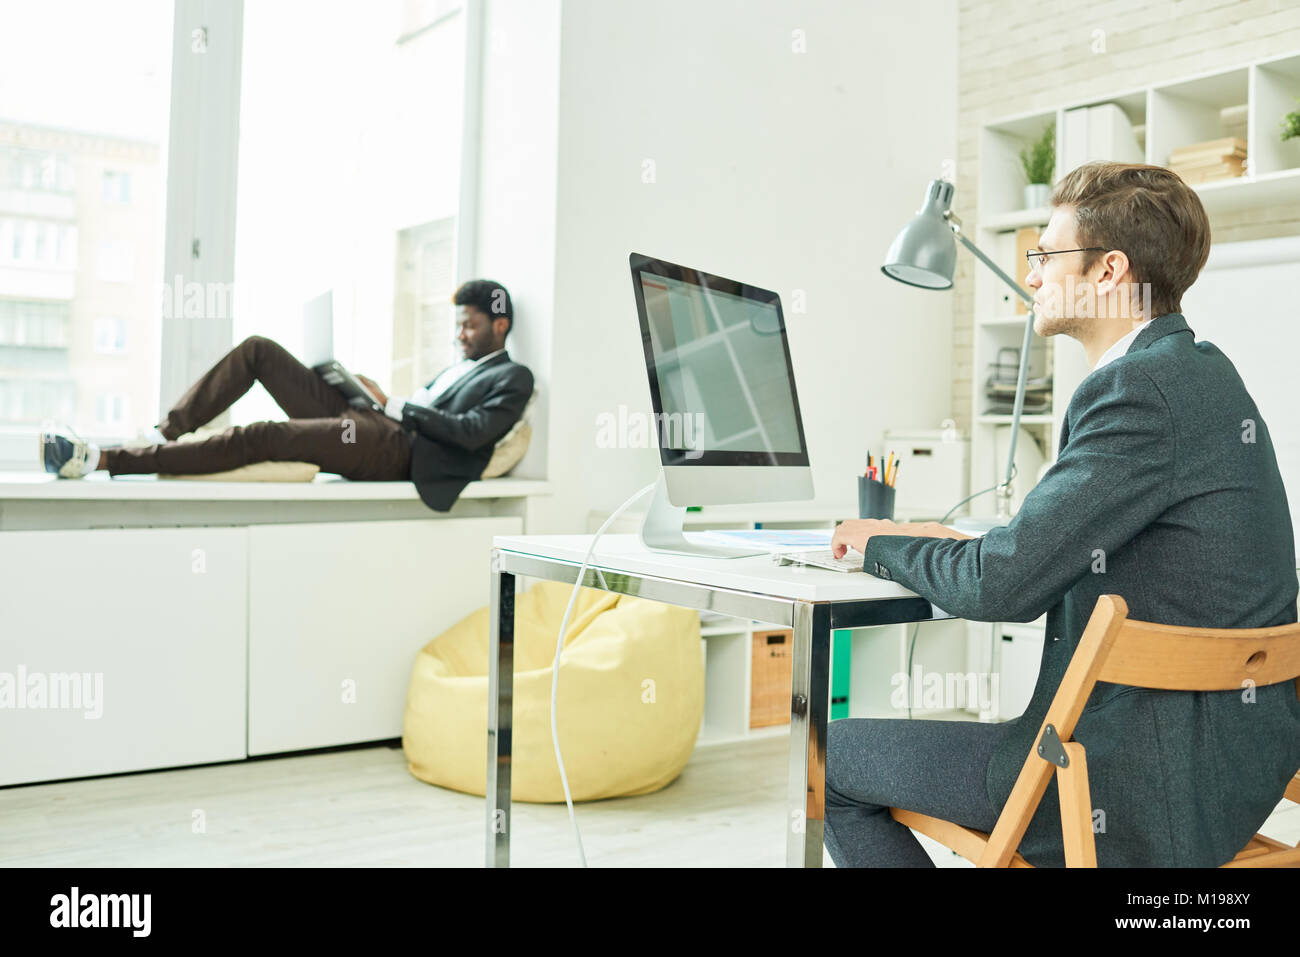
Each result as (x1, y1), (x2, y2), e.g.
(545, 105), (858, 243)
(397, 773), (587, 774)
(629, 253), (810, 468)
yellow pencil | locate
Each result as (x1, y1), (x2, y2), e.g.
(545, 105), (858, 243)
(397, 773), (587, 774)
(884, 452), (894, 485)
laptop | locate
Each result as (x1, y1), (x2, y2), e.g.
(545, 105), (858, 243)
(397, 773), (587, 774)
(302, 291), (384, 412)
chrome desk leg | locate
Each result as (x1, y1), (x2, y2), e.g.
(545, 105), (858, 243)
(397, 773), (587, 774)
(486, 550), (515, 867)
(787, 600), (831, 867)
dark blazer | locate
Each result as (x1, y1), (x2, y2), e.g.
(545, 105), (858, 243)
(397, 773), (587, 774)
(861, 312), (1300, 866)
(398, 350), (534, 512)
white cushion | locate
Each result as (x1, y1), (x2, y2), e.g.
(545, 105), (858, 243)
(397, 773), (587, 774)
(481, 387), (538, 479)
(156, 427), (319, 482)
(159, 461), (320, 482)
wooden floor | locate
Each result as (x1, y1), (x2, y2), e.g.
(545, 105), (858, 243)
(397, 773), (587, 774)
(1, 731), (1296, 867)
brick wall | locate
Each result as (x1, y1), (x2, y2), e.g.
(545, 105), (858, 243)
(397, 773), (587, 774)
(953, 0), (1300, 428)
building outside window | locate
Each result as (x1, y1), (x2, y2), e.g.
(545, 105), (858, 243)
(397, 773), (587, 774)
(95, 239), (136, 282)
(0, 0), (171, 468)
(94, 391), (127, 429)
(93, 316), (127, 354)
(102, 169), (132, 204)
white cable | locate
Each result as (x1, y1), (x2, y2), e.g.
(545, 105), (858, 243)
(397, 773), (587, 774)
(550, 480), (658, 867)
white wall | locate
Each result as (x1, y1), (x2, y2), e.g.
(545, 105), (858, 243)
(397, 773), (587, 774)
(472, 0), (561, 483)
(478, 0), (959, 531)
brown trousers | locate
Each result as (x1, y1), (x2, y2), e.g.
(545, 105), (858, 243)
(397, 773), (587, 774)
(104, 335), (413, 481)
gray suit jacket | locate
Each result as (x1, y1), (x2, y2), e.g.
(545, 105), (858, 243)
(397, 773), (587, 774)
(399, 350), (534, 512)
(862, 312), (1300, 866)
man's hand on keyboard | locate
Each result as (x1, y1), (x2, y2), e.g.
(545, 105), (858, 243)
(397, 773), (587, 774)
(830, 519), (973, 558)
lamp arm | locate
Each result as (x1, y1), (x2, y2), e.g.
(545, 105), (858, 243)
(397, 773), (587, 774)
(951, 227), (1036, 508)
(1002, 308), (1035, 506)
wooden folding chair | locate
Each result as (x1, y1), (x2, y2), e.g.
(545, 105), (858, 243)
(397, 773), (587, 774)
(890, 594), (1300, 867)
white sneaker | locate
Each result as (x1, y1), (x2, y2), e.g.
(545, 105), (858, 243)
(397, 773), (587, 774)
(40, 425), (100, 478)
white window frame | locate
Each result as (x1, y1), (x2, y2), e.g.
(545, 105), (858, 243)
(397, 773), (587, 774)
(159, 0), (244, 414)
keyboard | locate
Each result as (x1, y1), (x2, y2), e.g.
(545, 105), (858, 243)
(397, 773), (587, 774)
(773, 548), (865, 573)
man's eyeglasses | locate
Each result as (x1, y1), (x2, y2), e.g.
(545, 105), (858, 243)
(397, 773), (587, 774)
(1025, 247), (1108, 268)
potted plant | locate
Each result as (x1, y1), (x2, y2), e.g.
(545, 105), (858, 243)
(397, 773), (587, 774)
(1019, 124), (1055, 209)
(1282, 96), (1300, 143)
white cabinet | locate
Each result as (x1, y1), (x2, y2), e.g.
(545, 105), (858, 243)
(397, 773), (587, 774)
(246, 517), (522, 754)
(0, 514), (523, 784)
(966, 619), (1044, 722)
(995, 623), (1045, 721)
(0, 528), (248, 786)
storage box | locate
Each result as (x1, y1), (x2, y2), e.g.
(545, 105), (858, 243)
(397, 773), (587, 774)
(750, 629), (793, 728)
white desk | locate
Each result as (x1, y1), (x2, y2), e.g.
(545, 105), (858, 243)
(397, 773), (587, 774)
(486, 533), (953, 868)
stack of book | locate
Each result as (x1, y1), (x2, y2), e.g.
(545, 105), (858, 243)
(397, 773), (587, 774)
(1169, 136), (1247, 184)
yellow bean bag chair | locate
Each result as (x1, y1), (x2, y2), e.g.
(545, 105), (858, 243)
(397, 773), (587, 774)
(403, 581), (703, 802)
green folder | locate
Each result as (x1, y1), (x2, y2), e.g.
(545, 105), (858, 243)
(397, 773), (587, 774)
(831, 629), (852, 720)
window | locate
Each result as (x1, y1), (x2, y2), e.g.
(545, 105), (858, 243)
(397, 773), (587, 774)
(0, 0), (172, 468)
(0, 301), (70, 348)
(0, 379), (75, 423)
(102, 169), (132, 204)
(56, 225), (76, 268)
(0, 1), (471, 468)
(93, 317), (127, 354)
(1, 147), (75, 195)
(94, 392), (127, 428)
(230, 0), (466, 425)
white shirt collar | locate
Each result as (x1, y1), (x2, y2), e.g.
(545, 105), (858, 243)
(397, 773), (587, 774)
(1092, 320), (1153, 372)
(467, 347), (504, 366)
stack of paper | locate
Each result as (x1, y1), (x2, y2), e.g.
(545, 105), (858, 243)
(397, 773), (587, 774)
(696, 528), (832, 553)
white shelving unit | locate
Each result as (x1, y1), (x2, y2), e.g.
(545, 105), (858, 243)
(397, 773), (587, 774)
(967, 49), (1300, 688)
(972, 50), (1300, 514)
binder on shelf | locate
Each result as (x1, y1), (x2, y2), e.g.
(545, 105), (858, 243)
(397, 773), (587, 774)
(1061, 102), (1144, 177)
(1089, 102), (1144, 164)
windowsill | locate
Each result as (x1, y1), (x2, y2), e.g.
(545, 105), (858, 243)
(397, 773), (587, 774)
(0, 471), (552, 503)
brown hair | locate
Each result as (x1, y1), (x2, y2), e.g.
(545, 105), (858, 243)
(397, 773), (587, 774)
(1049, 161), (1211, 316)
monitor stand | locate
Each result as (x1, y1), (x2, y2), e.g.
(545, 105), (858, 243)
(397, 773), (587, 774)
(639, 473), (767, 558)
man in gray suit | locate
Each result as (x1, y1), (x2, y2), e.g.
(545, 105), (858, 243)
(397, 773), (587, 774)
(826, 161), (1300, 867)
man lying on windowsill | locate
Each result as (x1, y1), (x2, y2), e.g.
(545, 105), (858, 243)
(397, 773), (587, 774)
(39, 279), (534, 513)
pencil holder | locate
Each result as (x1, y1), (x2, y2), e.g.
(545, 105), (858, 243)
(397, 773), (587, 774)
(858, 476), (896, 521)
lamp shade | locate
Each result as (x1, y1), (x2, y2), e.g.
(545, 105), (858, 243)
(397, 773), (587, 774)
(881, 179), (957, 289)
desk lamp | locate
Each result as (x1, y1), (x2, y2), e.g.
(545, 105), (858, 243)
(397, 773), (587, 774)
(881, 178), (1037, 532)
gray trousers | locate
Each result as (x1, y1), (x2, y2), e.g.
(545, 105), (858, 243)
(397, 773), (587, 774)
(824, 716), (1011, 867)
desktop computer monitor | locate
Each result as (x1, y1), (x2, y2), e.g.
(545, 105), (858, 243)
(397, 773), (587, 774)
(629, 252), (814, 557)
